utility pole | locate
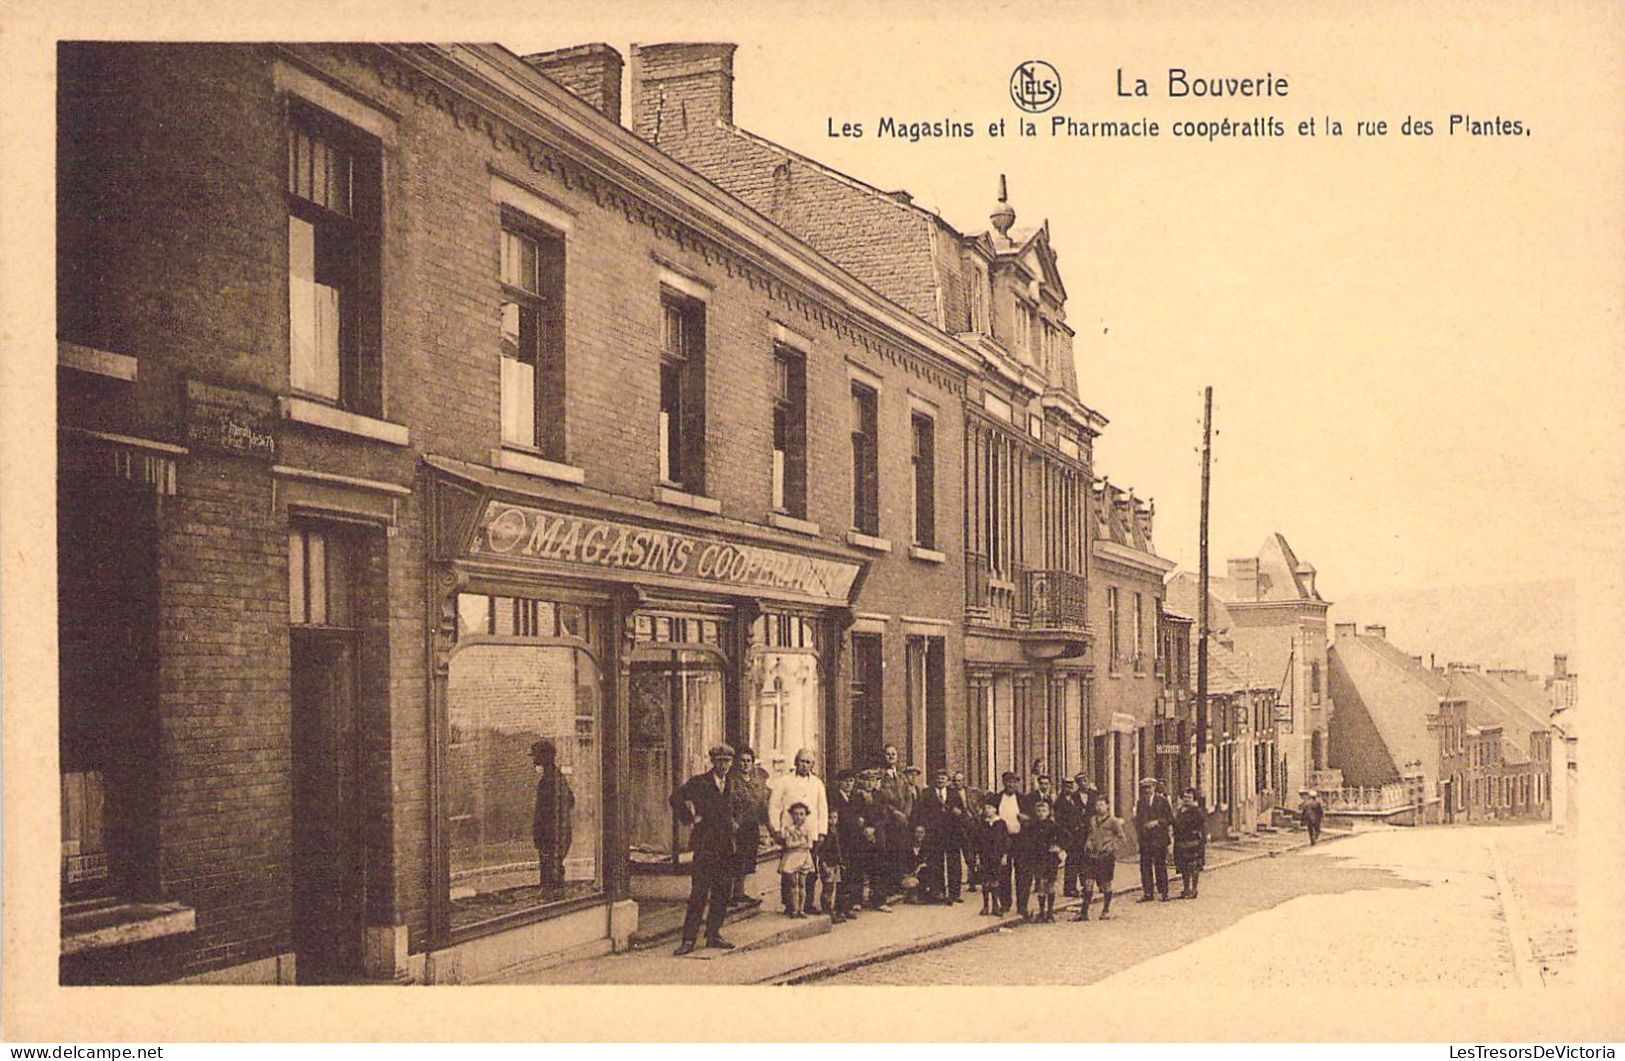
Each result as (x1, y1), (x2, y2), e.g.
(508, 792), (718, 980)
(1195, 386), (1212, 813)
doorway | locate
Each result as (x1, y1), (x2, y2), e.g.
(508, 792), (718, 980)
(849, 634), (884, 768)
(290, 629), (363, 982)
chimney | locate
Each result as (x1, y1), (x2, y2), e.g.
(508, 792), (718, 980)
(1410, 654), (1424, 666)
(1553, 653), (1568, 679)
(1363, 624), (1386, 639)
(523, 44), (624, 124)
(1227, 557), (1260, 599)
(629, 43), (737, 147)
(1333, 621), (1358, 640)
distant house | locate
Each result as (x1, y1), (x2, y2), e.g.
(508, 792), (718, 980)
(1326, 625), (1551, 824)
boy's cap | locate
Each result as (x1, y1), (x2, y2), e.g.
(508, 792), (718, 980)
(836, 768), (856, 781)
(708, 743), (737, 760)
(1001, 771), (1019, 783)
(903, 765), (922, 775)
(1139, 777), (1157, 787)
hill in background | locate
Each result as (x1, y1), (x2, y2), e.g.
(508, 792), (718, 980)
(1327, 580), (1575, 678)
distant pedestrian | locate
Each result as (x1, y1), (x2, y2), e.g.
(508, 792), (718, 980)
(1133, 777), (1174, 902)
(1024, 798), (1065, 922)
(1298, 789), (1325, 845)
(777, 802), (816, 918)
(1172, 787), (1207, 898)
(1075, 794), (1127, 921)
(973, 798), (1012, 916)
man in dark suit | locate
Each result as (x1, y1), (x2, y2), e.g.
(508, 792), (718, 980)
(950, 771), (982, 892)
(912, 767), (967, 903)
(1054, 776), (1086, 898)
(1133, 777), (1175, 902)
(671, 744), (742, 955)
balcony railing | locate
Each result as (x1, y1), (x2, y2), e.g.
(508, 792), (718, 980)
(1024, 568), (1087, 630)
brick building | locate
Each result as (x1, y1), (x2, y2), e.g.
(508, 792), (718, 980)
(56, 42), (980, 984)
(1326, 624), (1551, 824)
(619, 42), (1132, 793)
(1175, 534), (1334, 798)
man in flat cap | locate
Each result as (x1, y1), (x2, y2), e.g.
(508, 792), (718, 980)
(531, 738), (575, 896)
(1133, 776), (1174, 902)
(671, 743), (742, 955)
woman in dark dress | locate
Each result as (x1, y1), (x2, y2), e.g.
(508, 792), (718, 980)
(728, 746), (772, 907)
(1172, 787), (1207, 899)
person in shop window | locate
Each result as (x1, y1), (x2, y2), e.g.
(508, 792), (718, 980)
(531, 739), (575, 896)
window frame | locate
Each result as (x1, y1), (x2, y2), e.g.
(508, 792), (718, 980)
(910, 410), (936, 549)
(285, 101), (383, 417)
(849, 381), (880, 536)
(498, 208), (567, 460)
(659, 289), (707, 493)
(771, 344), (808, 519)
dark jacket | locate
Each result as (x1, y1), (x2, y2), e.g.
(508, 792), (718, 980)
(975, 817), (1012, 871)
(533, 767), (576, 852)
(1172, 803), (1207, 870)
(1023, 816), (1065, 872)
(912, 784), (968, 843)
(1054, 791), (1087, 847)
(673, 769), (741, 868)
(873, 770), (917, 826)
(1133, 792), (1175, 852)
(1299, 796), (1325, 827)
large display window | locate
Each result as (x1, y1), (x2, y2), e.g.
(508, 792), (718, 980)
(749, 611), (821, 781)
(627, 610), (729, 864)
(445, 593), (604, 932)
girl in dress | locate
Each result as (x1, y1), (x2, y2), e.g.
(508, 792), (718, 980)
(778, 802), (816, 917)
(1172, 787), (1208, 898)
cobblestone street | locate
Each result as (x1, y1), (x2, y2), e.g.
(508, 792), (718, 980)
(825, 824), (1557, 987)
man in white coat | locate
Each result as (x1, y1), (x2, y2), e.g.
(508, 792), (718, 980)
(768, 748), (829, 915)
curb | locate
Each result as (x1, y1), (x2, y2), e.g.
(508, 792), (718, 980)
(767, 831), (1347, 985)
(1486, 840), (1540, 987)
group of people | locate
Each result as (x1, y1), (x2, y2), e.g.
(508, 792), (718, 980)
(666, 742), (1212, 956)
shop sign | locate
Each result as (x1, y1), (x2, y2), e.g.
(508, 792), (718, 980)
(185, 380), (277, 459)
(1155, 743), (1181, 755)
(1274, 704), (1294, 723)
(470, 500), (862, 605)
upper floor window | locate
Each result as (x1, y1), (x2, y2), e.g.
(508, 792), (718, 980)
(911, 412), (936, 548)
(1133, 591), (1144, 671)
(850, 382), (879, 535)
(659, 291), (707, 492)
(772, 347), (807, 518)
(1012, 302), (1032, 363)
(1310, 659), (1322, 703)
(964, 267), (988, 334)
(499, 214), (566, 459)
(1107, 586), (1120, 667)
(287, 108), (381, 415)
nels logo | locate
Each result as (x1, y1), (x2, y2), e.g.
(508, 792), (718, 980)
(1010, 60), (1061, 113)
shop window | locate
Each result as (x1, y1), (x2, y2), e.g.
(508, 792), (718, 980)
(772, 347), (808, 518)
(1133, 592), (1145, 672)
(499, 213), (566, 459)
(628, 611), (728, 862)
(287, 106), (381, 415)
(850, 382), (879, 535)
(911, 412), (936, 548)
(59, 469), (160, 902)
(751, 612), (822, 780)
(445, 593), (604, 932)
(659, 291), (706, 492)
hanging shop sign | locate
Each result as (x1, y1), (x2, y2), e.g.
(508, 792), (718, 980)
(468, 500), (862, 606)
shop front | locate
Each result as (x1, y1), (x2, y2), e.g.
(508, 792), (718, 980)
(421, 460), (863, 981)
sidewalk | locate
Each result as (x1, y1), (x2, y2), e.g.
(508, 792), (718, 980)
(505, 825), (1345, 985)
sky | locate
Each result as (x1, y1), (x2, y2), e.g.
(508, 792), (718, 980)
(509, 0), (1623, 604)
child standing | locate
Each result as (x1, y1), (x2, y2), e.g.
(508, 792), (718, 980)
(974, 800), (1011, 916)
(778, 802), (816, 918)
(1024, 798), (1065, 922)
(817, 807), (847, 921)
(1075, 794), (1127, 922)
